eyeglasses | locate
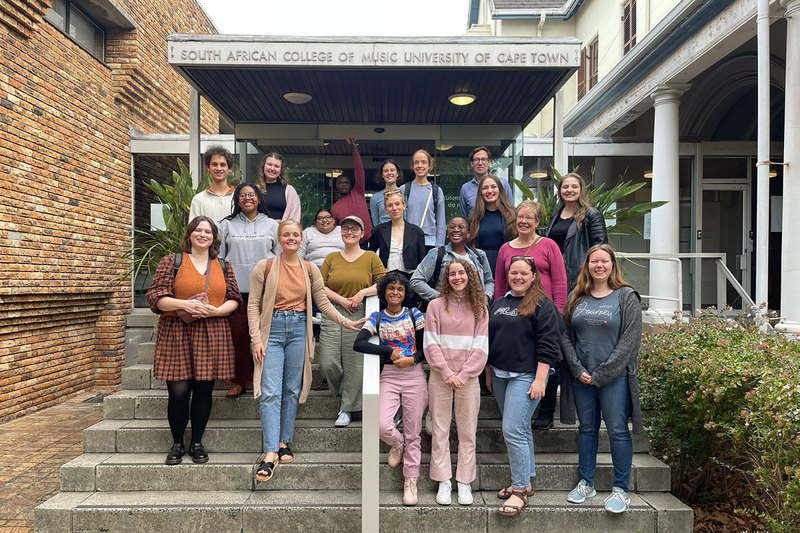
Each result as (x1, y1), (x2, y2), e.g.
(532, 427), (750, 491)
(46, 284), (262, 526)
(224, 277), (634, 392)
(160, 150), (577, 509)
(472, 157), (489, 163)
(341, 226), (362, 234)
(510, 256), (537, 269)
(383, 190), (405, 199)
(316, 215), (333, 221)
(517, 215), (538, 222)
(238, 193), (257, 199)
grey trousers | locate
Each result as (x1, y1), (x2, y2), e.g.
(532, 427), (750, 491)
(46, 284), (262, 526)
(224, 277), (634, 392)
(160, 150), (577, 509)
(317, 302), (365, 413)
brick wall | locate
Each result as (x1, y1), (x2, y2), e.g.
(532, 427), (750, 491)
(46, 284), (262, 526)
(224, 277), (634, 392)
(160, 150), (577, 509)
(0, 0), (219, 421)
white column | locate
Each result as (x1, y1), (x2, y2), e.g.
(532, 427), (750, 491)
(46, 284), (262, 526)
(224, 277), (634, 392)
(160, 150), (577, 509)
(189, 87), (201, 188)
(647, 85), (687, 321)
(777, 0), (800, 333)
(553, 89), (568, 175)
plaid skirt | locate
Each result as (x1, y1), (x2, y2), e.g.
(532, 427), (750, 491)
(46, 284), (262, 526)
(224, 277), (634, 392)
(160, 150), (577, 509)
(153, 315), (235, 381)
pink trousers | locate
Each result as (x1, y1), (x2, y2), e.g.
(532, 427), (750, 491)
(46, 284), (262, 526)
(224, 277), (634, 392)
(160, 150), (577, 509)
(428, 375), (480, 483)
(379, 364), (428, 478)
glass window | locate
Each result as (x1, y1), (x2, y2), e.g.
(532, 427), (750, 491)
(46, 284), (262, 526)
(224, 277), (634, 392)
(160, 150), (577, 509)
(69, 5), (104, 60)
(44, 0), (105, 61)
(45, 0), (67, 29)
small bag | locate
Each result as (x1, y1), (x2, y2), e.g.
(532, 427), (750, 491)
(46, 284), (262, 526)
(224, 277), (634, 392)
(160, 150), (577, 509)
(175, 256), (211, 323)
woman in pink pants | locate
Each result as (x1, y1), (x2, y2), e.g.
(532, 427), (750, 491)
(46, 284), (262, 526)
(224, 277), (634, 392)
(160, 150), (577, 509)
(353, 271), (426, 506)
(424, 258), (489, 506)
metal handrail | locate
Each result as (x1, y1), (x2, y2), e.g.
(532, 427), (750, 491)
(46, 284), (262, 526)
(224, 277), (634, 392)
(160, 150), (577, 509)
(361, 295), (380, 533)
(617, 252), (756, 315)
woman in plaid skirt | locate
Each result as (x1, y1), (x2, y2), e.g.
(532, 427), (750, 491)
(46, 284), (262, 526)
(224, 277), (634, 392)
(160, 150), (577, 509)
(147, 216), (242, 465)
(247, 219), (364, 483)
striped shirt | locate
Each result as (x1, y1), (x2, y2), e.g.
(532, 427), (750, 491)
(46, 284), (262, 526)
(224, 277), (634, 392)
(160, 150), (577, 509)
(423, 294), (489, 383)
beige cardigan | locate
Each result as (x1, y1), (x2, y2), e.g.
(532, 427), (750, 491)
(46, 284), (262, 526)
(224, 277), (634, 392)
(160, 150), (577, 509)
(247, 254), (351, 403)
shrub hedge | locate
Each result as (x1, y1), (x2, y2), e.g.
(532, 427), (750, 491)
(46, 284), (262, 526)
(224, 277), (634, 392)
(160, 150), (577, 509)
(639, 313), (800, 531)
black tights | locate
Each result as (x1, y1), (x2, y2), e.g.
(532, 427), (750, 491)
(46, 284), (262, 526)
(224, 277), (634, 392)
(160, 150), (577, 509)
(166, 379), (215, 445)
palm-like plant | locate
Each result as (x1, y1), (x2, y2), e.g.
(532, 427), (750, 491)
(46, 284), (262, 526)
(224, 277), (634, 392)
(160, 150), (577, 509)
(512, 167), (667, 236)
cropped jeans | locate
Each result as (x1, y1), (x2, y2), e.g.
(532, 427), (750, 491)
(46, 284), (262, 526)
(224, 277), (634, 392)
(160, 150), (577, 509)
(259, 310), (306, 453)
(573, 374), (633, 493)
(492, 371), (546, 489)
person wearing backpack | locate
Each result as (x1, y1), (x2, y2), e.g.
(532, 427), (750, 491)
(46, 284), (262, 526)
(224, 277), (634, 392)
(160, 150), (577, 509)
(410, 217), (494, 306)
(352, 272), (426, 506)
(404, 149), (446, 251)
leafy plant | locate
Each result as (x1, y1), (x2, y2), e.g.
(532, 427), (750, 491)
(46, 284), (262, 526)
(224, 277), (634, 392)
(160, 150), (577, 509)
(511, 166), (667, 236)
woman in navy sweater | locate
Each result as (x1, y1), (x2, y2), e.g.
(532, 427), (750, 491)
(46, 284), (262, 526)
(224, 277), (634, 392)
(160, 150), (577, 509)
(488, 256), (562, 516)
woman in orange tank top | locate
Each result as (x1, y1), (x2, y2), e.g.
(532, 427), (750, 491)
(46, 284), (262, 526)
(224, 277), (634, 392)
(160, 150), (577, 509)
(146, 216), (242, 466)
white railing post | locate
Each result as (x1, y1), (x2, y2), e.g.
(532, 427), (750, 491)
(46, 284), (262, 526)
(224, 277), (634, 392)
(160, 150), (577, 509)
(361, 295), (380, 533)
(716, 255), (727, 311)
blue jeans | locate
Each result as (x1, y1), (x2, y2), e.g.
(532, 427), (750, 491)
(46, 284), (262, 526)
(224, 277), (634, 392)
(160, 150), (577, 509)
(573, 374), (633, 492)
(259, 310), (306, 453)
(492, 372), (545, 489)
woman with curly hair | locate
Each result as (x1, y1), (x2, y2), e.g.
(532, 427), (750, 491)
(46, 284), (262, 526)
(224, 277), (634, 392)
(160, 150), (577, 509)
(489, 256), (563, 516)
(467, 174), (516, 276)
(352, 272), (426, 506)
(424, 258), (489, 507)
(256, 152), (301, 222)
(562, 244), (643, 514)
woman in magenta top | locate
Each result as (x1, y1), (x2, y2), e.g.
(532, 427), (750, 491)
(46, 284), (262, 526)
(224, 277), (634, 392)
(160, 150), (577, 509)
(330, 137), (372, 244)
(494, 201), (568, 310)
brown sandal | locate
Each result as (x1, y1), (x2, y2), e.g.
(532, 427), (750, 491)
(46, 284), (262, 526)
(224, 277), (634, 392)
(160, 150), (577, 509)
(497, 489), (529, 516)
(497, 485), (534, 500)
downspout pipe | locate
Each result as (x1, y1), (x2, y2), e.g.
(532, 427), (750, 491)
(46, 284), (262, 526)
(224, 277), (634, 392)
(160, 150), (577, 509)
(755, 0), (770, 310)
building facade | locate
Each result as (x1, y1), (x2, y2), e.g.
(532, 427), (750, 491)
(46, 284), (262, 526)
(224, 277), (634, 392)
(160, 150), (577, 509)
(0, 0), (219, 421)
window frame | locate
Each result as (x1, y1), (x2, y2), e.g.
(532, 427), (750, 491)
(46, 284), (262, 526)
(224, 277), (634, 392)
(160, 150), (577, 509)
(578, 36), (599, 100)
(622, 0), (637, 55)
(45, 0), (106, 62)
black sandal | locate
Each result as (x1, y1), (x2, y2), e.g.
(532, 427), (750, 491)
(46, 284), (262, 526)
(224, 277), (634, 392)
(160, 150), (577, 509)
(256, 460), (277, 482)
(278, 446), (295, 464)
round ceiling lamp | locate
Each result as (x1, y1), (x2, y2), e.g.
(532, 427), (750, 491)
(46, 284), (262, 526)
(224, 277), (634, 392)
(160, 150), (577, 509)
(448, 93), (476, 106)
(436, 144), (453, 151)
(283, 92), (312, 104)
(643, 171), (653, 179)
(529, 171), (548, 179)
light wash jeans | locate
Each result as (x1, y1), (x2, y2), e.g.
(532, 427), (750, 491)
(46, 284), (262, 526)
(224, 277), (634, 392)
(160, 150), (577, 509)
(492, 371), (546, 489)
(573, 374), (633, 492)
(259, 310), (306, 453)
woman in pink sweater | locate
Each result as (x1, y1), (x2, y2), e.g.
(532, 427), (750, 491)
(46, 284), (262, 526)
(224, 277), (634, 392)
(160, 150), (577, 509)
(423, 258), (489, 507)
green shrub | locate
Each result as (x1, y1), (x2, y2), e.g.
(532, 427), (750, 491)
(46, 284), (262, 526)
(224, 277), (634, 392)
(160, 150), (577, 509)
(639, 312), (800, 529)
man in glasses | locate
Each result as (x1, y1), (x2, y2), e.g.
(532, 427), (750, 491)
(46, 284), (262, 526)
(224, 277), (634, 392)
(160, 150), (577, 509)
(459, 146), (514, 219)
(189, 145), (236, 223)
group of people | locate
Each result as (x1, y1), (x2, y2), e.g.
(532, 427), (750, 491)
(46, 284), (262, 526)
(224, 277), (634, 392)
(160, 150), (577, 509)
(146, 143), (644, 517)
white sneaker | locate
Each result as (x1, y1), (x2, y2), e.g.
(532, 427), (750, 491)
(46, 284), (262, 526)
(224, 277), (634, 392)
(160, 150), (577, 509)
(436, 479), (452, 505)
(457, 481), (473, 505)
(334, 410), (351, 427)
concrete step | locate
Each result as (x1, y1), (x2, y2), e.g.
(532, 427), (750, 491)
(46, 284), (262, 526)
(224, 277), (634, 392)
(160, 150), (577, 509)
(83, 418), (650, 455)
(60, 451), (670, 493)
(120, 364), (326, 391)
(103, 389), (505, 420)
(35, 489), (692, 533)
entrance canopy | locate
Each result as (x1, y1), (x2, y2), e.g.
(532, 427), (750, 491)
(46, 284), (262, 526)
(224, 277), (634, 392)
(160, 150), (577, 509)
(167, 35), (580, 126)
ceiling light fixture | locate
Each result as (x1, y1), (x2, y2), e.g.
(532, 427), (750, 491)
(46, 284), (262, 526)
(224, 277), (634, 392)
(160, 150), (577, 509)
(769, 170), (778, 178)
(529, 171), (548, 179)
(448, 93), (476, 106)
(644, 171), (653, 179)
(436, 144), (453, 151)
(283, 92), (312, 104)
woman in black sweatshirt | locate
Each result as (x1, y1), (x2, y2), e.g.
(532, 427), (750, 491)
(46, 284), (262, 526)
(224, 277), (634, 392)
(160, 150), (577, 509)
(488, 256), (563, 516)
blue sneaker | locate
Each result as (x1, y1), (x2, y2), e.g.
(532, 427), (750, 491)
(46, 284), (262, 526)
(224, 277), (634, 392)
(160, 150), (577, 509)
(604, 486), (630, 513)
(567, 479), (596, 504)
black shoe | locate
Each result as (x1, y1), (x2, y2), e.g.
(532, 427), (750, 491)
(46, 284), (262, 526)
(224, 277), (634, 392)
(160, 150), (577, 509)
(533, 417), (553, 431)
(165, 443), (184, 465)
(189, 442), (209, 463)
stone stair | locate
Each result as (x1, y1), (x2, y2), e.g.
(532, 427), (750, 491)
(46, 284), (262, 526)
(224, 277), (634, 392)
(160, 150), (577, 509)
(35, 312), (693, 533)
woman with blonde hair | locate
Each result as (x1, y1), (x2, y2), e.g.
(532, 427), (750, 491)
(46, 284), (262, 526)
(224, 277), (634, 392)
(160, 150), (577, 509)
(424, 258), (489, 507)
(467, 174), (516, 275)
(257, 152), (301, 222)
(247, 219), (363, 483)
(562, 244), (643, 514)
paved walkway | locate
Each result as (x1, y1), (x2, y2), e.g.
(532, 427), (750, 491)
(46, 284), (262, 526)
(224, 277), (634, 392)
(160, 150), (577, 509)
(0, 391), (105, 533)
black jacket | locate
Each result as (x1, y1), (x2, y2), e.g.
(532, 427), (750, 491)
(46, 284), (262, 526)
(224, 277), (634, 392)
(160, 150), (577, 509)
(546, 205), (607, 291)
(369, 221), (427, 271)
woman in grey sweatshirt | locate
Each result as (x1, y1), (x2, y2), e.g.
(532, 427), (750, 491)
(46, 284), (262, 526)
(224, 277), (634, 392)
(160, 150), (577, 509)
(218, 183), (280, 397)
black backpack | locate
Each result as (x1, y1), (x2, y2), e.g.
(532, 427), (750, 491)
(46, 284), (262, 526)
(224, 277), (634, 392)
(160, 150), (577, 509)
(172, 253), (227, 276)
(403, 181), (440, 224)
(427, 246), (478, 288)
